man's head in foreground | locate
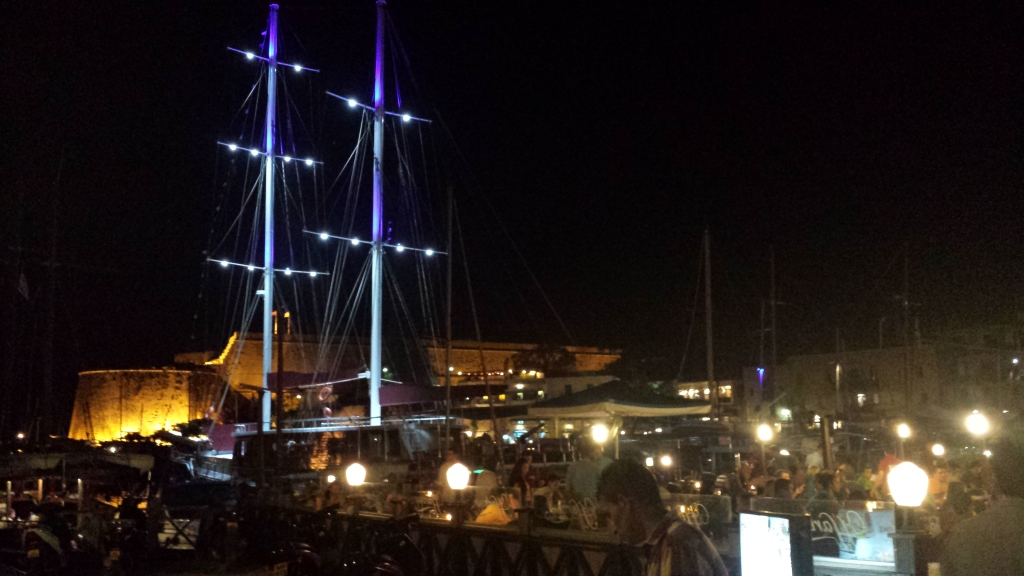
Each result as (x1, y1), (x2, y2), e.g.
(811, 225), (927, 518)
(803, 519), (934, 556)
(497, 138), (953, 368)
(597, 458), (665, 544)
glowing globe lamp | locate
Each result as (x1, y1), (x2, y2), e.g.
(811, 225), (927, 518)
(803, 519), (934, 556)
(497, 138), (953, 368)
(897, 423), (911, 439)
(326, 474), (337, 484)
(660, 455), (673, 468)
(757, 423), (773, 443)
(346, 462), (366, 487)
(931, 443), (945, 457)
(966, 412), (989, 437)
(591, 424), (609, 444)
(447, 462), (471, 491)
(887, 462), (929, 507)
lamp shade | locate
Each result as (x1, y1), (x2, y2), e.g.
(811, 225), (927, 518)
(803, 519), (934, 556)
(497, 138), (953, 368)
(447, 462), (471, 490)
(591, 424), (609, 444)
(887, 462), (928, 507)
(346, 462), (367, 487)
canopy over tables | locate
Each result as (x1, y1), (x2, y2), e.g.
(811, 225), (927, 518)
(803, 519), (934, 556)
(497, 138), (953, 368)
(526, 380), (711, 418)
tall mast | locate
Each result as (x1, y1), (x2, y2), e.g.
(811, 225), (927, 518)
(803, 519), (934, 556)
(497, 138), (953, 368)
(703, 229), (717, 419)
(261, 4), (279, 433)
(444, 186), (453, 447)
(369, 0), (386, 423)
(770, 245), (777, 405)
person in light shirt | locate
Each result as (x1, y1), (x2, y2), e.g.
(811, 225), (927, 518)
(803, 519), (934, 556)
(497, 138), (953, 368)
(804, 442), (823, 470)
(566, 442), (612, 501)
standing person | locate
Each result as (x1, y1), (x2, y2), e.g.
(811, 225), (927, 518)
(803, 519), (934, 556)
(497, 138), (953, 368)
(941, 436), (1024, 576)
(774, 478), (794, 500)
(597, 459), (728, 576)
(566, 442), (611, 501)
(508, 455), (534, 504)
(804, 443), (824, 470)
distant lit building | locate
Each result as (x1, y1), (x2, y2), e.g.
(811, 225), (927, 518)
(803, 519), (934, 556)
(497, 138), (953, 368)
(745, 324), (1023, 421)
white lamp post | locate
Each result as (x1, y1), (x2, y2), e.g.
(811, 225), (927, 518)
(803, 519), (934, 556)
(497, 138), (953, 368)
(887, 461), (930, 575)
(344, 462), (367, 515)
(446, 463), (471, 526)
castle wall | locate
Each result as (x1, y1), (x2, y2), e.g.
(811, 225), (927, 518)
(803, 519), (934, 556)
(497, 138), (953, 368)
(68, 369), (220, 442)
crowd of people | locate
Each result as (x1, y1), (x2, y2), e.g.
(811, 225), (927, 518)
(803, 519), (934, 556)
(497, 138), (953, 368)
(726, 439), (1000, 540)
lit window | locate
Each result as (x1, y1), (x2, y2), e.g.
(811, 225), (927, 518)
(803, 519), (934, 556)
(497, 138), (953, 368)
(857, 393), (866, 407)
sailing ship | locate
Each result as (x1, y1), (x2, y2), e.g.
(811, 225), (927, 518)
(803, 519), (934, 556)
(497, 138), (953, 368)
(192, 2), (471, 483)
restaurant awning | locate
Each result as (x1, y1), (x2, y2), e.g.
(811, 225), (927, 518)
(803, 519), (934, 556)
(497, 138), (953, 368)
(526, 380), (710, 418)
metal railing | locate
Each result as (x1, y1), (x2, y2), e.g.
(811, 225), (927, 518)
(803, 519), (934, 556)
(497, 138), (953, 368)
(234, 414), (450, 435)
(338, 512), (644, 576)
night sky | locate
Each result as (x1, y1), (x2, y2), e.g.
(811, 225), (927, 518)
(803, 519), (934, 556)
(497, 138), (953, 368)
(3, 2), (1023, 432)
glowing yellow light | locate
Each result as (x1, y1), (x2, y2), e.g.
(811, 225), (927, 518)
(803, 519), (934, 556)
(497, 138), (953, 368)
(932, 444), (945, 456)
(447, 463), (471, 490)
(591, 424), (609, 444)
(887, 462), (928, 507)
(757, 424), (773, 443)
(897, 423), (911, 439)
(346, 463), (366, 487)
(966, 412), (989, 436)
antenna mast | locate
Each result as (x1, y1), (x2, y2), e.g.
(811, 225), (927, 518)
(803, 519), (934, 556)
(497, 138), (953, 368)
(260, 4), (279, 433)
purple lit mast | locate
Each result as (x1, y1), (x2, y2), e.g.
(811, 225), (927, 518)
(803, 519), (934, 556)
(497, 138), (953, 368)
(261, 4), (279, 432)
(369, 0), (386, 423)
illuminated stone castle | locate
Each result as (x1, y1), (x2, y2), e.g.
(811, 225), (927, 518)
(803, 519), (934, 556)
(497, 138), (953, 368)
(68, 332), (619, 442)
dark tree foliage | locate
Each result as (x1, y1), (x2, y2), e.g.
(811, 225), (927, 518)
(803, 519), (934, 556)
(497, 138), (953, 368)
(510, 344), (577, 378)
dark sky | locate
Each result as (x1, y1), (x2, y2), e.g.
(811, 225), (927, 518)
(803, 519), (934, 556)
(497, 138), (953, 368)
(3, 1), (1023, 431)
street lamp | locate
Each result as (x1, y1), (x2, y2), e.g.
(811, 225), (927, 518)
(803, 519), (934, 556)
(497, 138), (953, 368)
(897, 423), (911, 459)
(446, 463), (471, 526)
(888, 462), (928, 508)
(756, 424), (773, 482)
(966, 412), (990, 437)
(591, 424), (609, 444)
(887, 461), (929, 574)
(346, 462), (366, 487)
(931, 443), (945, 457)
(446, 463), (471, 491)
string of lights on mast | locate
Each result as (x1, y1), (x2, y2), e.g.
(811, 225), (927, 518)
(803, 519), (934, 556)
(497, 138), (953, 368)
(304, 230), (444, 256)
